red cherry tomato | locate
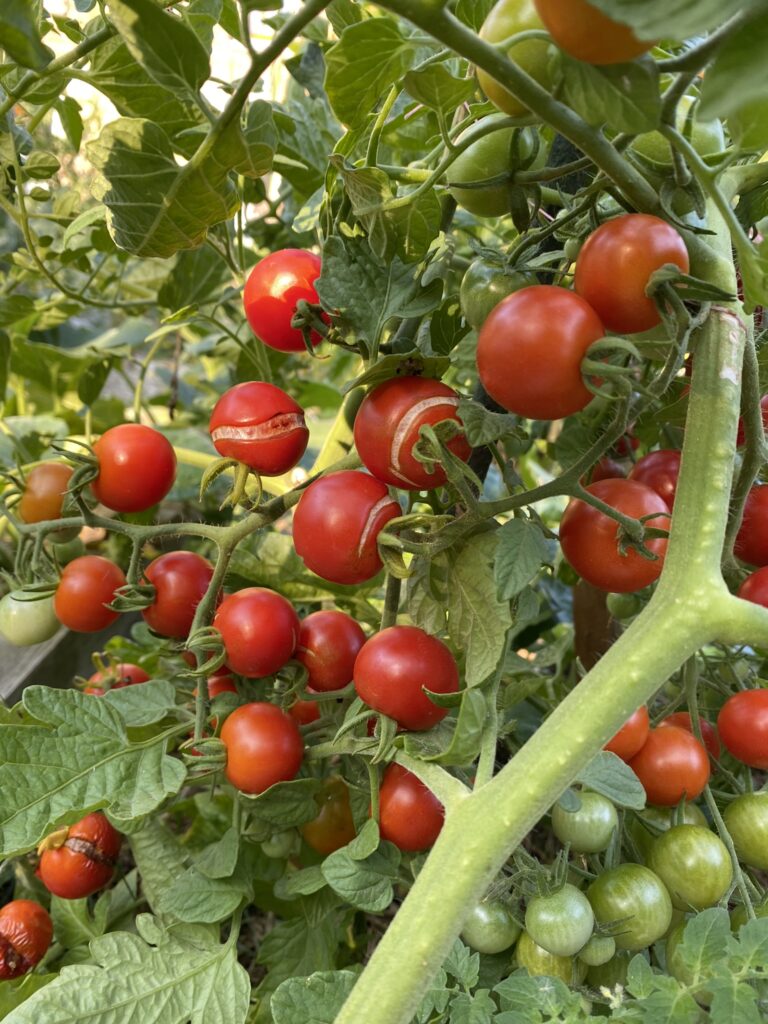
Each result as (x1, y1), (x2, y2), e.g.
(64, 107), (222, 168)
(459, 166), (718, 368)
(85, 662), (150, 695)
(354, 625), (460, 731)
(575, 214), (690, 335)
(584, 457), (626, 484)
(207, 671), (237, 698)
(476, 285), (604, 420)
(296, 610), (366, 693)
(659, 711), (720, 760)
(18, 463), (73, 524)
(209, 381), (309, 476)
(377, 764), (444, 852)
(301, 777), (357, 855)
(628, 450), (681, 509)
(142, 551), (215, 639)
(91, 424), (176, 514)
(560, 479), (669, 593)
(54, 555), (126, 633)
(288, 694), (321, 725)
(243, 249), (323, 352)
(220, 702), (304, 794)
(738, 566), (768, 609)
(734, 485), (768, 566)
(213, 587), (299, 678)
(612, 433), (640, 458)
(717, 690), (768, 770)
(736, 394), (768, 446)
(353, 376), (471, 490)
(0, 901), (53, 980)
(39, 812), (122, 900)
(533, 0), (652, 64)
(604, 705), (649, 761)
(293, 470), (401, 585)
(629, 726), (710, 805)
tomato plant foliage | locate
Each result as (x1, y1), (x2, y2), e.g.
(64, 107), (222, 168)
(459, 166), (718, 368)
(1, 0), (768, 1023)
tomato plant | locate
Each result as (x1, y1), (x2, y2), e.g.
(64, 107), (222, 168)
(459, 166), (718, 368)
(551, 790), (618, 852)
(91, 424), (177, 514)
(39, 812), (122, 900)
(142, 551), (215, 639)
(0, 592), (60, 647)
(449, 118), (536, 218)
(209, 381), (309, 476)
(53, 556), (126, 633)
(243, 249), (323, 352)
(213, 588), (300, 678)
(0, 901), (53, 980)
(628, 725), (710, 805)
(220, 703), (304, 794)
(533, 0), (653, 64)
(627, 802), (708, 862)
(296, 610), (366, 692)
(460, 901), (521, 955)
(717, 689), (768, 769)
(377, 764), (444, 852)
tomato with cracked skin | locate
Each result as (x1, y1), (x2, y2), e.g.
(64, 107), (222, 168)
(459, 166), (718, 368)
(734, 485), (768, 566)
(628, 450), (681, 509)
(91, 424), (176, 514)
(604, 706), (650, 761)
(142, 551), (215, 640)
(534, 0), (652, 65)
(85, 662), (150, 695)
(54, 555), (126, 633)
(214, 588), (300, 678)
(209, 381), (309, 476)
(0, 901), (53, 980)
(628, 725), (710, 805)
(717, 689), (768, 770)
(243, 249), (324, 352)
(377, 763), (444, 852)
(39, 812), (122, 900)
(220, 702), (304, 794)
(296, 610), (366, 692)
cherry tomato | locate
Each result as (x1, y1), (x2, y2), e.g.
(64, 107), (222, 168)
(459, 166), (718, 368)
(354, 625), (459, 731)
(85, 662), (150, 695)
(449, 117), (536, 217)
(574, 215), (690, 334)
(39, 812), (122, 900)
(734, 486), (768, 566)
(461, 900), (521, 954)
(525, 884), (594, 957)
(91, 424), (176, 514)
(220, 702), (304, 794)
(0, 592), (60, 647)
(577, 935), (615, 967)
(142, 551), (215, 639)
(288, 694), (321, 725)
(301, 777), (356, 855)
(587, 863), (672, 951)
(296, 610), (366, 692)
(604, 705), (650, 761)
(659, 711), (720, 760)
(736, 394), (768, 446)
(476, 285), (605, 420)
(533, 0), (652, 64)
(515, 931), (586, 985)
(628, 802), (708, 863)
(628, 726), (710, 806)
(213, 588), (299, 678)
(717, 689), (768, 769)
(243, 249), (323, 352)
(551, 790), (618, 853)
(583, 457), (626, 485)
(723, 793), (768, 870)
(460, 257), (534, 330)
(628, 450), (681, 509)
(207, 671), (237, 698)
(54, 555), (126, 633)
(0, 901), (53, 980)
(477, 0), (552, 118)
(586, 951), (631, 990)
(353, 376), (471, 491)
(647, 824), (732, 911)
(209, 381), (309, 476)
(737, 566), (768, 609)
(560, 480), (669, 593)
(18, 462), (73, 530)
(292, 470), (401, 585)
(377, 763), (444, 852)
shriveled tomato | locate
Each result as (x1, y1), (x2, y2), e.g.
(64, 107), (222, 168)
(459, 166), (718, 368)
(604, 705), (650, 761)
(734, 485), (768, 566)
(209, 381), (309, 476)
(85, 662), (150, 695)
(628, 725), (710, 805)
(296, 610), (366, 692)
(0, 901), (53, 980)
(377, 763), (444, 852)
(243, 249), (323, 352)
(39, 812), (121, 900)
(91, 424), (176, 514)
(717, 689), (768, 770)
(659, 711), (720, 760)
(220, 702), (304, 794)
(301, 777), (356, 855)
(142, 551), (215, 639)
(213, 588), (299, 678)
(628, 450), (681, 509)
(54, 555), (126, 633)
(18, 462), (73, 528)
(533, 0), (652, 65)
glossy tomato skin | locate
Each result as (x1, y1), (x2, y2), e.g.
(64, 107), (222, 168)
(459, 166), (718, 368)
(587, 863), (672, 951)
(91, 424), (176, 514)
(551, 791), (618, 853)
(723, 793), (768, 870)
(296, 610), (366, 692)
(18, 462), (73, 524)
(288, 694), (320, 725)
(628, 450), (681, 509)
(659, 711), (720, 760)
(737, 566), (768, 608)
(628, 803), (707, 863)
(604, 705), (650, 761)
(460, 257), (534, 330)
(0, 901), (53, 980)
(461, 901), (520, 954)
(575, 215), (690, 334)
(292, 471), (401, 585)
(647, 824), (732, 910)
(377, 763), (444, 852)
(525, 884), (594, 957)
(220, 702), (304, 794)
(449, 118), (536, 217)
(213, 588), (299, 678)
(207, 671), (237, 698)
(54, 556), (126, 633)
(477, 285), (605, 420)
(301, 777), (356, 855)
(354, 377), (471, 490)
(243, 249), (323, 352)
(560, 480), (669, 593)
(534, 0), (652, 64)
(209, 381), (309, 475)
(477, 1), (552, 118)
(0, 592), (60, 647)
(86, 662), (150, 695)
(585, 457), (626, 484)
(354, 625), (460, 731)
(142, 551), (215, 639)
(734, 486), (768, 566)
(39, 812), (122, 900)
(628, 726), (710, 805)
(717, 689), (768, 769)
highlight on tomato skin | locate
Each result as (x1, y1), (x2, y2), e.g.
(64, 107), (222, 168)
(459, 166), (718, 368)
(376, 763), (444, 853)
(91, 424), (177, 514)
(243, 249), (324, 352)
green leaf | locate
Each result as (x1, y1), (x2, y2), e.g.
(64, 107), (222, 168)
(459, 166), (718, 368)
(157, 864), (247, 923)
(54, 96), (84, 151)
(0, 330), (9, 411)
(404, 688), (487, 767)
(50, 896), (107, 951)
(242, 778), (323, 832)
(275, 865), (327, 899)
(0, 973), (56, 1018)
(404, 65), (476, 116)
(183, 0), (223, 51)
(446, 989), (496, 1024)
(77, 357), (113, 407)
(406, 552), (449, 635)
(457, 400), (523, 447)
(0, 687), (186, 858)
(157, 244), (230, 312)
(234, 99), (276, 179)
(428, 299), (471, 357)
(326, 0), (361, 36)
(575, 751), (647, 810)
(561, 56), (661, 133)
(0, 0), (53, 69)
(271, 970), (358, 1024)
(495, 518), (551, 601)
(587, 0), (763, 39)
(322, 842), (400, 912)
(444, 939), (480, 989)
(195, 826), (240, 880)
(257, 891), (346, 996)
(345, 351), (450, 393)
(455, 0), (494, 30)
(699, 13), (768, 121)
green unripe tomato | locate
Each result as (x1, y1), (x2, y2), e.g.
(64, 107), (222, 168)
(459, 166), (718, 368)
(587, 864), (672, 952)
(551, 791), (618, 854)
(631, 96), (725, 169)
(0, 591), (60, 646)
(525, 883), (594, 957)
(459, 257), (535, 329)
(261, 830), (297, 859)
(723, 792), (768, 871)
(727, 98), (768, 150)
(477, 0), (554, 119)
(730, 899), (768, 933)
(647, 824), (732, 911)
(577, 934), (616, 967)
(449, 118), (536, 217)
(605, 591), (643, 621)
(628, 802), (708, 863)
(514, 930), (587, 985)
(461, 900), (521, 954)
(585, 950), (632, 990)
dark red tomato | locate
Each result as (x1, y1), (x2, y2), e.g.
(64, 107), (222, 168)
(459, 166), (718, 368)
(629, 726), (710, 805)
(292, 470), (401, 585)
(354, 625), (459, 731)
(476, 285), (604, 420)
(353, 376), (471, 490)
(604, 705), (650, 761)
(736, 394), (768, 446)
(612, 434), (640, 458)
(296, 610), (366, 692)
(91, 424), (176, 514)
(213, 587), (299, 678)
(85, 662), (150, 695)
(738, 566), (768, 608)
(207, 671), (237, 698)
(54, 555), (126, 633)
(377, 763), (444, 852)
(301, 777), (356, 855)
(209, 381), (309, 476)
(220, 702), (304, 794)
(734, 486), (768, 566)
(243, 249), (323, 352)
(718, 689), (768, 770)
(18, 462), (73, 523)
(39, 812), (121, 900)
(288, 692), (321, 725)
(534, 0), (652, 64)
(142, 551), (215, 639)
(659, 711), (720, 760)
(560, 479), (669, 593)
(575, 215), (690, 334)
(628, 450), (681, 509)
(0, 901), (53, 980)
(583, 457), (626, 485)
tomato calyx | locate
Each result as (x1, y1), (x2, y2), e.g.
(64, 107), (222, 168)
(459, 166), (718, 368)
(290, 299), (331, 354)
(179, 735), (228, 775)
(200, 457), (260, 511)
(108, 579), (156, 614)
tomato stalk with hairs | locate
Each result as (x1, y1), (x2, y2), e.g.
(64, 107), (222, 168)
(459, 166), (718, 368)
(209, 381), (309, 476)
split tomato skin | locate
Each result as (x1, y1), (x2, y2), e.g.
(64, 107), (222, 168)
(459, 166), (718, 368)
(54, 555), (126, 633)
(142, 551), (215, 640)
(628, 725), (710, 806)
(377, 764), (444, 852)
(296, 610), (366, 692)
(220, 702), (304, 794)
(209, 381), (309, 476)
(39, 812), (122, 900)
(91, 424), (176, 514)
(213, 588), (300, 678)
(717, 689), (768, 769)
(243, 249), (323, 352)
(0, 901), (53, 980)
